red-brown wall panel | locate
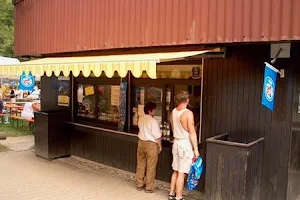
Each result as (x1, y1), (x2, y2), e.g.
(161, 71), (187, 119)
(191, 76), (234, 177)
(14, 0), (300, 56)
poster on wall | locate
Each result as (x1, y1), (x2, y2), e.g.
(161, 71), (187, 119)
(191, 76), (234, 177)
(84, 86), (94, 96)
(58, 76), (70, 107)
(111, 85), (121, 106)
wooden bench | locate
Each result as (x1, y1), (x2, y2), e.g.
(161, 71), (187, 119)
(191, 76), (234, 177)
(0, 113), (5, 123)
(10, 116), (35, 130)
(10, 116), (22, 127)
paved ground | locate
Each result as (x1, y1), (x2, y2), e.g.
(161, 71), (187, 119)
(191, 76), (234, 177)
(0, 150), (168, 200)
(0, 135), (34, 151)
(0, 135), (203, 200)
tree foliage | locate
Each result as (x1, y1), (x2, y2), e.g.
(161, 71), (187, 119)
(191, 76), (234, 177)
(0, 0), (14, 57)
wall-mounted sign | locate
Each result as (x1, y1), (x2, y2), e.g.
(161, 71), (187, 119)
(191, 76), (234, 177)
(261, 62), (278, 111)
(270, 43), (290, 58)
(19, 72), (35, 91)
(84, 86), (94, 96)
(192, 67), (201, 79)
(58, 76), (70, 107)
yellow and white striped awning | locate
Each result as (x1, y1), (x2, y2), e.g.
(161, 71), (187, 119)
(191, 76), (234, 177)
(0, 51), (208, 79)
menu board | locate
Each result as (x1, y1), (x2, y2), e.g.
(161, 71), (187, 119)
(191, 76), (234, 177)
(111, 85), (120, 106)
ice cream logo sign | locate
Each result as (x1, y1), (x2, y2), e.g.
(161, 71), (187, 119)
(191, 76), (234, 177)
(264, 77), (275, 102)
(261, 62), (278, 111)
(22, 76), (34, 87)
(19, 72), (35, 91)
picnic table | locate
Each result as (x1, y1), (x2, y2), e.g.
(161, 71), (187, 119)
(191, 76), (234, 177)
(4, 104), (23, 116)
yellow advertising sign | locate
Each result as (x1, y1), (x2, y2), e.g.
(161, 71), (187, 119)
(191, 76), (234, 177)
(58, 95), (69, 106)
(85, 86), (94, 96)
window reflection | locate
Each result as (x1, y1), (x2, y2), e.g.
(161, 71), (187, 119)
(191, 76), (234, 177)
(77, 84), (96, 119)
(77, 84), (120, 123)
(133, 87), (163, 125)
(97, 85), (120, 123)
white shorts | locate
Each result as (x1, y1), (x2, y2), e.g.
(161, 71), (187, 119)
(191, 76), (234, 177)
(172, 139), (193, 174)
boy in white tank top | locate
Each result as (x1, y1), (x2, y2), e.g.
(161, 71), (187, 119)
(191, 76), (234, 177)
(168, 91), (200, 200)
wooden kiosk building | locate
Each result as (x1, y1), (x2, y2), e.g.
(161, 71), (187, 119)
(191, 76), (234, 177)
(3, 0), (300, 199)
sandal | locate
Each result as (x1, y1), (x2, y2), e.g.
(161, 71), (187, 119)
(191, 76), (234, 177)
(168, 194), (176, 200)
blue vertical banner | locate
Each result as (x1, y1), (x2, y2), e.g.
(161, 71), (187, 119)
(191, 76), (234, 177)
(118, 82), (127, 131)
(261, 62), (278, 111)
(19, 71), (35, 91)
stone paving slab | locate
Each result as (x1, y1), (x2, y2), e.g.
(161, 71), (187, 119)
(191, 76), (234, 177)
(0, 151), (169, 200)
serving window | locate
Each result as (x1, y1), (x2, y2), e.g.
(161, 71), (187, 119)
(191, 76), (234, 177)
(73, 64), (203, 140)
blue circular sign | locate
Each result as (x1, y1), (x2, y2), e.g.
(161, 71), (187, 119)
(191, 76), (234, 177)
(20, 73), (35, 90)
(264, 76), (275, 102)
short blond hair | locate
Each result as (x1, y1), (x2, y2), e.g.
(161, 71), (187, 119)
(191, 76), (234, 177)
(175, 91), (189, 106)
(26, 95), (33, 102)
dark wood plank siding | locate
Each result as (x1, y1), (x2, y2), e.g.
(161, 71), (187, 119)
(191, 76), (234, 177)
(41, 76), (70, 112)
(69, 125), (173, 182)
(205, 137), (264, 200)
(70, 126), (138, 172)
(202, 44), (294, 200)
(35, 112), (70, 159)
(288, 43), (300, 200)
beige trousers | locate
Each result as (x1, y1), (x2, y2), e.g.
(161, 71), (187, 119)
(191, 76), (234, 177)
(136, 140), (159, 190)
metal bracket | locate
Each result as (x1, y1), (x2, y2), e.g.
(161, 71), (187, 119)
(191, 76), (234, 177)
(269, 48), (284, 78)
(271, 48), (282, 64)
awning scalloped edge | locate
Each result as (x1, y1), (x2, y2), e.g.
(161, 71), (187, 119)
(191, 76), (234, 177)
(0, 51), (210, 79)
(0, 61), (157, 79)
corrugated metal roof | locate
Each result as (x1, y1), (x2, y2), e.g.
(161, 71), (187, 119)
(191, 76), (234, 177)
(14, 0), (300, 56)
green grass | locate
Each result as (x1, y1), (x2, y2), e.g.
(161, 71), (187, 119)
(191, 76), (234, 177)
(0, 144), (9, 152)
(0, 123), (33, 137)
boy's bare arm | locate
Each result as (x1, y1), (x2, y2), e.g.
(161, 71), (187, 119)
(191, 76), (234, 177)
(187, 111), (199, 158)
